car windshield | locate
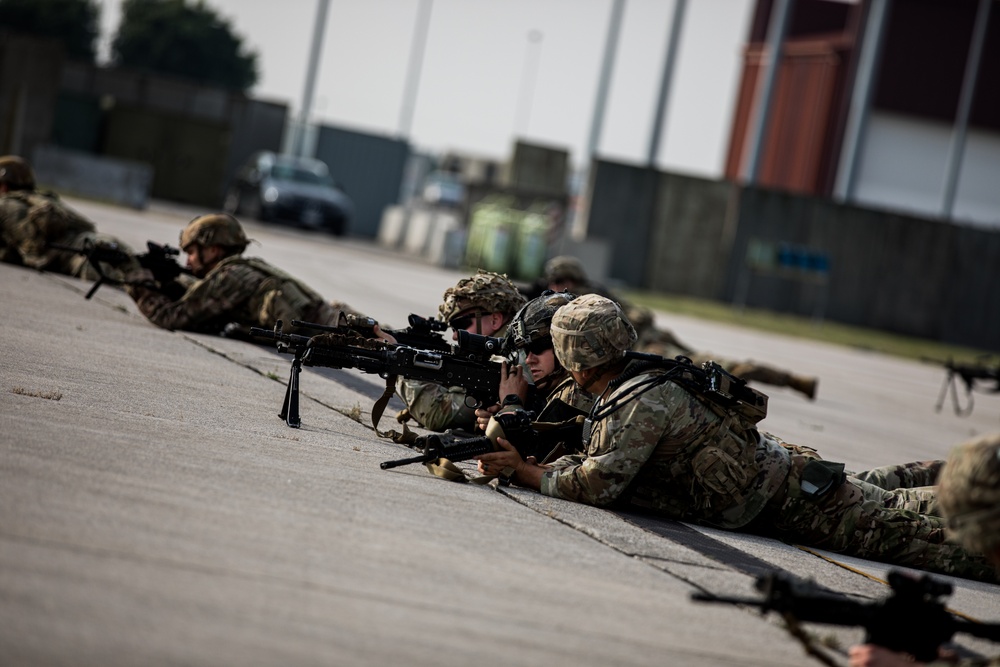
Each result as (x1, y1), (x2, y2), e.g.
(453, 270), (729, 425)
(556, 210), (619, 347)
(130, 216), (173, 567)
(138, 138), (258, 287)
(270, 162), (334, 187)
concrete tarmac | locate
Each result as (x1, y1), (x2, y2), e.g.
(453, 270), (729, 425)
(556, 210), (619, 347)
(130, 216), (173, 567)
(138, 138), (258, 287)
(2, 198), (998, 666)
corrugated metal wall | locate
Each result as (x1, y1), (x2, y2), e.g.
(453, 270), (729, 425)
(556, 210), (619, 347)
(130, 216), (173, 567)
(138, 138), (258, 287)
(587, 159), (1000, 351)
(314, 126), (409, 238)
(727, 187), (1000, 350)
(0, 33), (62, 158)
(51, 92), (103, 152)
(102, 105), (229, 207)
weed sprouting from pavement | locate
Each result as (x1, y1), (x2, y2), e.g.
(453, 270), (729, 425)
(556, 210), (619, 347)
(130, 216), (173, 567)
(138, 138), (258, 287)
(12, 387), (63, 401)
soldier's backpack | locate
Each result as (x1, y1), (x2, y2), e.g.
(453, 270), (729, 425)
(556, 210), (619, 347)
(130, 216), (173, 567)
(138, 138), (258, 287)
(7, 191), (95, 266)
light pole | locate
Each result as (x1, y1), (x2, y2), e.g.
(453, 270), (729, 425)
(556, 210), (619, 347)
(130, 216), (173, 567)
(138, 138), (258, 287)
(292, 0), (330, 158)
(514, 29), (544, 138)
(398, 0), (434, 139)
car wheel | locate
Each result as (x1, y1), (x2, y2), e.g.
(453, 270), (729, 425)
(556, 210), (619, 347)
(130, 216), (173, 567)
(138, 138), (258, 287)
(223, 188), (241, 215)
(327, 216), (346, 237)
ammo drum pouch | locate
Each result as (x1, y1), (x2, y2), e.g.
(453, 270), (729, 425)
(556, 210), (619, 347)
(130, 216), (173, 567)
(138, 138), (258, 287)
(799, 460), (846, 500)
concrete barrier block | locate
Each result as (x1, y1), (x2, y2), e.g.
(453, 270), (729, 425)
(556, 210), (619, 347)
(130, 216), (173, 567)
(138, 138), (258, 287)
(32, 144), (153, 210)
(403, 209), (434, 255)
(378, 205), (408, 248)
(424, 211), (461, 265)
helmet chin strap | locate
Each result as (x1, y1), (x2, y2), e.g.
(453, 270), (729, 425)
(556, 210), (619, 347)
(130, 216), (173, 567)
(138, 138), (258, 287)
(578, 367), (602, 393)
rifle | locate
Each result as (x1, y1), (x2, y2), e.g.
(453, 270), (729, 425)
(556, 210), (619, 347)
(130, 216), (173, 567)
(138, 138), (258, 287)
(925, 356), (1000, 416)
(250, 319), (510, 429)
(692, 570), (1000, 664)
(380, 407), (585, 472)
(50, 239), (191, 299)
(289, 312), (451, 352)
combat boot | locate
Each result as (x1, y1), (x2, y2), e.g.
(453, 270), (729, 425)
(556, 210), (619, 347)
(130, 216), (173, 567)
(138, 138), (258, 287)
(789, 375), (818, 400)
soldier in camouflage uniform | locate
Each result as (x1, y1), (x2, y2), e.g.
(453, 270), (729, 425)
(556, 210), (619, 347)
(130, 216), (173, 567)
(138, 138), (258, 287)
(477, 294), (999, 584)
(474, 291), (596, 437)
(538, 255), (820, 400)
(0, 155), (137, 279)
(125, 213), (362, 335)
(395, 270), (526, 432)
(850, 434), (1000, 667)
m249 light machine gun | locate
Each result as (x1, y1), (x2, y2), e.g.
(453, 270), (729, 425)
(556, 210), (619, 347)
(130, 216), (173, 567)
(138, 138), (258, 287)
(251, 320), (508, 429)
(693, 570), (1000, 665)
(289, 312), (451, 352)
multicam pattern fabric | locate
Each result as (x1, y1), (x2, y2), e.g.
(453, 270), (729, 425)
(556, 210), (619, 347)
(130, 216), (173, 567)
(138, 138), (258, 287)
(0, 190), (110, 274)
(540, 363), (1000, 583)
(550, 293), (637, 372)
(541, 364), (789, 528)
(438, 270), (526, 322)
(849, 460), (943, 515)
(544, 256), (588, 284)
(938, 433), (1000, 554)
(851, 459), (943, 489)
(394, 378), (480, 432)
(179, 213), (249, 250)
(763, 445), (998, 583)
(127, 254), (359, 334)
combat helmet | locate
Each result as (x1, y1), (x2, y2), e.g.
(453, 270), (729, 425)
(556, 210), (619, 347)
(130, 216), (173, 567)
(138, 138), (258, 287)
(439, 269), (527, 323)
(938, 433), (1000, 554)
(0, 155), (36, 191)
(544, 255), (588, 285)
(180, 213), (249, 252)
(507, 290), (577, 350)
(550, 293), (637, 372)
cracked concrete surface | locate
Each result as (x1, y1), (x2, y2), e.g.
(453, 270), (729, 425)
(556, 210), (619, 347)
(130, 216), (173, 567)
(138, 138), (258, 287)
(1, 198), (998, 666)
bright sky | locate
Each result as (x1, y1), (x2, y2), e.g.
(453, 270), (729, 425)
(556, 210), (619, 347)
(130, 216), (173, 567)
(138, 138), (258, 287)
(97, 0), (754, 176)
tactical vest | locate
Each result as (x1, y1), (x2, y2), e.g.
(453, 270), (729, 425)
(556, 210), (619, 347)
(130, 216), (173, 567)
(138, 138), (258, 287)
(606, 363), (790, 529)
(226, 256), (327, 330)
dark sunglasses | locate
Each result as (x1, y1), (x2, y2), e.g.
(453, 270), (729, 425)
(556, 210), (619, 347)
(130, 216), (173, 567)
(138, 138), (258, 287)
(524, 337), (553, 355)
(449, 312), (485, 330)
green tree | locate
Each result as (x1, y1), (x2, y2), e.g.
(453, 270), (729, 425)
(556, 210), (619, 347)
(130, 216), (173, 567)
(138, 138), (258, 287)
(0, 0), (100, 62)
(112, 0), (259, 92)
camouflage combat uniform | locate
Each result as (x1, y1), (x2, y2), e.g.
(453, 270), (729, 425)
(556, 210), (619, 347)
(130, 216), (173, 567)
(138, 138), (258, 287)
(396, 270), (527, 432)
(539, 362), (997, 583)
(849, 459), (942, 515)
(0, 189), (137, 279)
(127, 255), (360, 334)
(541, 294), (998, 584)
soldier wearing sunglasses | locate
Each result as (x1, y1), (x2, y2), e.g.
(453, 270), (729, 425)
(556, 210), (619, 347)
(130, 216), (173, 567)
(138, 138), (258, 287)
(474, 291), (597, 452)
(394, 270), (527, 432)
